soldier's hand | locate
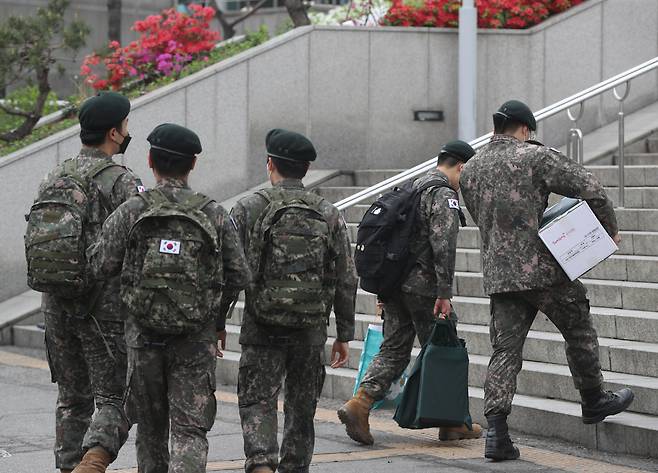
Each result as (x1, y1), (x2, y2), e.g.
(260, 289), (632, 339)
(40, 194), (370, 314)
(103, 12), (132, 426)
(433, 298), (451, 319)
(613, 233), (622, 245)
(216, 330), (227, 358)
(330, 340), (349, 368)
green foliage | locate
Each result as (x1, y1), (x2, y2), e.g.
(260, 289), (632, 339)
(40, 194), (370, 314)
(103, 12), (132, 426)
(0, 0), (89, 90)
(0, 87), (61, 134)
(0, 26), (270, 157)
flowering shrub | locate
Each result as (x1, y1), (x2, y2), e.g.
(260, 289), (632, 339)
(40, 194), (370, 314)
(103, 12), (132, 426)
(81, 4), (220, 91)
(381, 0), (585, 29)
(310, 0), (392, 26)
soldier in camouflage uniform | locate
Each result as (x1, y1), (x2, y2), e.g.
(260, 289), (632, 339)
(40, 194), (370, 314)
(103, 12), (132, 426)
(337, 140), (482, 446)
(31, 92), (141, 473)
(460, 100), (634, 461)
(88, 123), (251, 473)
(223, 129), (357, 473)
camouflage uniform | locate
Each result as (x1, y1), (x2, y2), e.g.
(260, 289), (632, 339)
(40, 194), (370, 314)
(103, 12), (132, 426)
(40, 147), (142, 470)
(459, 135), (617, 416)
(88, 177), (251, 473)
(359, 169), (461, 400)
(227, 178), (357, 473)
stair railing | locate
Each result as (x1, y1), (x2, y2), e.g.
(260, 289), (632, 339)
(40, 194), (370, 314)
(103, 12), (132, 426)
(335, 56), (658, 211)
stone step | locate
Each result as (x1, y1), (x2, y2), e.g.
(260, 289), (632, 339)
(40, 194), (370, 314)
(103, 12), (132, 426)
(587, 165), (658, 187)
(222, 295), (658, 346)
(613, 153), (658, 166)
(355, 272), (658, 313)
(648, 137), (658, 153)
(214, 350), (658, 458)
(342, 204), (658, 233)
(449, 272), (658, 312)
(220, 324), (658, 414)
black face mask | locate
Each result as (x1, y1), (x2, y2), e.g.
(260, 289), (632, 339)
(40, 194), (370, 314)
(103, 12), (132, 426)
(115, 131), (132, 154)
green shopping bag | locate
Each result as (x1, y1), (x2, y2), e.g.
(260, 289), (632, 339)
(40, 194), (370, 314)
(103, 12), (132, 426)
(393, 318), (472, 429)
(353, 324), (407, 409)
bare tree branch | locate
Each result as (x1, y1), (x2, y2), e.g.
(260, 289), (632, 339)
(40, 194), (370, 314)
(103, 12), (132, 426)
(0, 102), (34, 118)
(229, 0), (269, 27)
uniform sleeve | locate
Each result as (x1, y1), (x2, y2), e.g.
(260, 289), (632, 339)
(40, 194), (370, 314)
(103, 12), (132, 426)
(216, 204), (251, 330)
(460, 166), (479, 226)
(427, 188), (460, 299)
(111, 170), (144, 210)
(331, 211), (357, 342)
(539, 149), (618, 236)
(87, 202), (135, 278)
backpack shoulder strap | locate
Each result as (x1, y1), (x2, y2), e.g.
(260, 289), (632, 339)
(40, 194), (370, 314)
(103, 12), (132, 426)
(181, 192), (214, 211)
(417, 179), (466, 227)
(137, 188), (169, 208)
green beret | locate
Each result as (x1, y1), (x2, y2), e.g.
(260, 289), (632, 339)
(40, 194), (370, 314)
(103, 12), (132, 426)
(147, 123), (202, 158)
(441, 140), (475, 162)
(494, 99), (537, 131)
(266, 129), (316, 162)
(78, 92), (130, 132)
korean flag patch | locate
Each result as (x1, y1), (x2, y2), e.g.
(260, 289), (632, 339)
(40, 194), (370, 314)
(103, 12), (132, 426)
(159, 239), (181, 255)
(448, 198), (460, 210)
(137, 185), (146, 193)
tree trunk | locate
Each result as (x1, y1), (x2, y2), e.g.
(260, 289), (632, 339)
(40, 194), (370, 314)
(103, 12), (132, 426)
(284, 0), (311, 27)
(0, 66), (50, 142)
(107, 0), (122, 43)
(211, 0), (236, 39)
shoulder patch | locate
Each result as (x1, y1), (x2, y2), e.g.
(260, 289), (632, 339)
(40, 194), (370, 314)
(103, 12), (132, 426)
(137, 185), (146, 193)
(448, 198), (460, 210)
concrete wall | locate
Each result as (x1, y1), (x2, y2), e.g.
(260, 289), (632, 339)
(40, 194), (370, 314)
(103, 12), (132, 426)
(2, 0), (658, 300)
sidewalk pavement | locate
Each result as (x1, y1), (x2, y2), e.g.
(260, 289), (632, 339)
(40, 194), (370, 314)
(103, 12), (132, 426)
(1, 346), (656, 473)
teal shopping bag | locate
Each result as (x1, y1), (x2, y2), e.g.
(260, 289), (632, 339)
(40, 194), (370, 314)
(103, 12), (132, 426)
(393, 318), (472, 429)
(353, 324), (407, 410)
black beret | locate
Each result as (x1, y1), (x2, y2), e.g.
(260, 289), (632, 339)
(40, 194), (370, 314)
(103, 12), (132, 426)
(441, 140), (475, 162)
(266, 129), (316, 162)
(494, 99), (537, 131)
(78, 92), (130, 132)
(147, 123), (202, 158)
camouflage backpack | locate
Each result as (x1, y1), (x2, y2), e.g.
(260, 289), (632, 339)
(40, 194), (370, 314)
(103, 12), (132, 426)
(24, 159), (121, 298)
(120, 188), (222, 335)
(247, 187), (334, 328)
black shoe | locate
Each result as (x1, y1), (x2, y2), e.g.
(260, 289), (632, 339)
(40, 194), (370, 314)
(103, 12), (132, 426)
(582, 388), (634, 424)
(484, 415), (520, 462)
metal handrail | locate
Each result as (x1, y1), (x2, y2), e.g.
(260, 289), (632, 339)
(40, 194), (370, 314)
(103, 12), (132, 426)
(335, 56), (658, 211)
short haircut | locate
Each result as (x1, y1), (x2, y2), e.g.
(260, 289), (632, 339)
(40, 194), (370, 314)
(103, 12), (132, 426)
(493, 113), (524, 135)
(437, 153), (463, 167)
(80, 121), (123, 146)
(270, 156), (309, 179)
(150, 148), (195, 178)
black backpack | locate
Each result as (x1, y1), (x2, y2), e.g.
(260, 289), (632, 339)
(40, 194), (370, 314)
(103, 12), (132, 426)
(354, 179), (465, 297)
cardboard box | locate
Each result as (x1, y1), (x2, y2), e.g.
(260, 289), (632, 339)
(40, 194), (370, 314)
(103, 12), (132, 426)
(539, 198), (618, 281)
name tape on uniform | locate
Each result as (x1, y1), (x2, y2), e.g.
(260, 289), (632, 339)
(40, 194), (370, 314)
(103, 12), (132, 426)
(159, 239), (181, 255)
(448, 198), (460, 209)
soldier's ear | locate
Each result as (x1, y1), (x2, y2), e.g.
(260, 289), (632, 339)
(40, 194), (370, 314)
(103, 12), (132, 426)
(190, 157), (197, 171)
(147, 151), (154, 170)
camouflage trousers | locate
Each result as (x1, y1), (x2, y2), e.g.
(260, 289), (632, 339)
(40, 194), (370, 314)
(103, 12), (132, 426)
(238, 344), (325, 473)
(44, 312), (130, 470)
(126, 340), (217, 473)
(485, 280), (604, 416)
(359, 292), (455, 400)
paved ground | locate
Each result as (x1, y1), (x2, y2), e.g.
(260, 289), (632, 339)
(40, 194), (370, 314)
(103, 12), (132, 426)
(1, 346), (657, 473)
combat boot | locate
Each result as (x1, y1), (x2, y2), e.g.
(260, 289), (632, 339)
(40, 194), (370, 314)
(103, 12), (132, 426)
(71, 446), (112, 473)
(581, 387), (634, 424)
(484, 415), (520, 462)
(337, 387), (375, 445)
(439, 422), (483, 441)
(60, 470), (72, 473)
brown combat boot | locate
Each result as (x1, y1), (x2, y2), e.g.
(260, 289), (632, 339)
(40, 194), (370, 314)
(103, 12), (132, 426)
(439, 423), (483, 441)
(337, 387), (375, 445)
(71, 446), (112, 473)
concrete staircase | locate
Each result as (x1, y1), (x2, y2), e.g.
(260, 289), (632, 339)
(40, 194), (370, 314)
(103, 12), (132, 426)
(8, 133), (658, 458)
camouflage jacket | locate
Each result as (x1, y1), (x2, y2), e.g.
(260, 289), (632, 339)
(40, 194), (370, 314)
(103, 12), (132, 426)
(87, 177), (251, 346)
(400, 169), (461, 299)
(40, 147), (143, 321)
(227, 179), (357, 346)
(460, 135), (618, 294)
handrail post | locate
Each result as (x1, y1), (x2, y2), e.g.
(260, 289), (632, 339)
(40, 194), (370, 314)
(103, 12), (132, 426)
(566, 103), (584, 164)
(613, 81), (631, 209)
